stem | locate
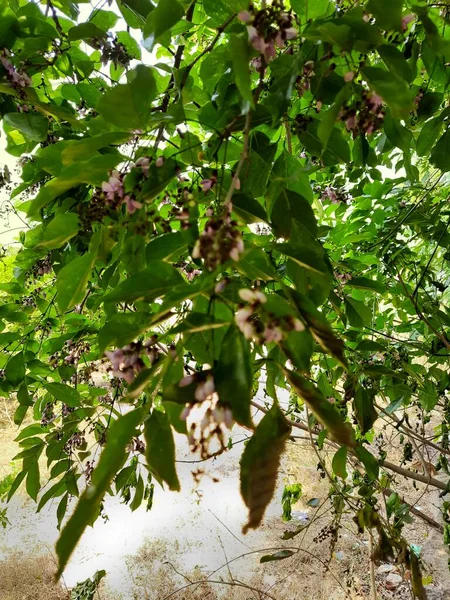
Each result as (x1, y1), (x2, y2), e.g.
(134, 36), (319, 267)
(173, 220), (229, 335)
(284, 116), (292, 153)
(224, 112), (251, 206)
(368, 531), (378, 600)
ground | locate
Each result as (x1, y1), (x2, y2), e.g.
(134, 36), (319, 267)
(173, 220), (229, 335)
(0, 394), (449, 599)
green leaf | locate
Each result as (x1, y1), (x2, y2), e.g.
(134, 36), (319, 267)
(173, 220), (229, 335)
(27, 155), (122, 217)
(332, 446), (348, 480)
(354, 387), (378, 435)
(26, 459), (40, 502)
(146, 232), (188, 261)
(417, 118), (443, 157)
(430, 130), (450, 172)
(140, 158), (177, 202)
(318, 84), (351, 150)
(142, 0), (184, 51)
(268, 151), (313, 203)
(354, 445), (379, 480)
(362, 67), (414, 118)
(232, 193), (268, 224)
(103, 262), (183, 303)
(378, 45), (414, 83)
(274, 243), (326, 275)
(99, 313), (155, 355)
(240, 403), (291, 533)
(56, 251), (96, 313)
(162, 401), (187, 434)
(144, 409), (180, 491)
(40, 213), (80, 250)
(5, 352), (25, 387)
(215, 325), (253, 428)
(260, 550), (295, 563)
(367, 0), (403, 31)
(97, 66), (157, 130)
(56, 408), (143, 576)
(229, 33), (254, 113)
(345, 277), (387, 294)
(3, 113), (49, 143)
(15, 383), (33, 426)
(286, 371), (355, 447)
(44, 383), (81, 407)
(344, 297), (372, 328)
(68, 23), (106, 41)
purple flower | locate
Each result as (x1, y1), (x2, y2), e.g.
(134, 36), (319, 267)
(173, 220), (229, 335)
(124, 195), (142, 214)
(402, 14), (414, 31)
(238, 10), (251, 23)
(200, 178), (214, 192)
(102, 171), (123, 201)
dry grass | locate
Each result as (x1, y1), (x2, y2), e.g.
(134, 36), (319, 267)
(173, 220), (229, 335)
(0, 552), (70, 600)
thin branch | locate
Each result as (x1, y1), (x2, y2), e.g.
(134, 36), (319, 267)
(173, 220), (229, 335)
(382, 488), (444, 534)
(224, 112), (252, 206)
(368, 531), (378, 600)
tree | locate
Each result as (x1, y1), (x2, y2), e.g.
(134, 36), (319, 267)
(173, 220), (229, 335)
(0, 0), (449, 592)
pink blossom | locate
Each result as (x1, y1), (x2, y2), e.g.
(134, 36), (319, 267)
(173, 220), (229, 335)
(284, 28), (298, 40)
(179, 375), (195, 387)
(293, 319), (305, 332)
(264, 41), (276, 62)
(316, 100), (322, 113)
(102, 171), (123, 201)
(124, 195), (142, 214)
(346, 115), (357, 131)
(401, 14), (414, 31)
(263, 326), (283, 343)
(214, 280), (227, 294)
(234, 177), (241, 190)
(105, 349), (125, 370)
(192, 240), (201, 259)
(241, 321), (255, 339)
(180, 406), (191, 420)
(185, 269), (201, 281)
(235, 307), (253, 328)
(368, 93), (383, 112)
(195, 376), (215, 401)
(223, 408), (234, 429)
(136, 156), (150, 176)
(229, 246), (241, 261)
(239, 289), (267, 304)
(344, 71), (355, 82)
(238, 10), (252, 23)
(275, 31), (285, 49)
(247, 26), (267, 54)
(156, 156), (164, 167)
(200, 178), (214, 192)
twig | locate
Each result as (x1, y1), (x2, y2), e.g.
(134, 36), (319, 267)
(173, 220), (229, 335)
(382, 488), (444, 534)
(160, 577), (277, 600)
(284, 116), (292, 153)
(224, 112), (252, 206)
(368, 531), (378, 600)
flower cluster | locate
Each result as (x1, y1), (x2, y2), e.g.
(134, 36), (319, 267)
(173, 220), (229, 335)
(178, 373), (234, 460)
(101, 170), (142, 214)
(239, 4), (297, 64)
(105, 337), (160, 384)
(235, 288), (305, 344)
(321, 187), (349, 205)
(339, 91), (385, 136)
(63, 340), (90, 366)
(64, 431), (86, 455)
(92, 36), (133, 69)
(0, 48), (31, 90)
(192, 209), (244, 270)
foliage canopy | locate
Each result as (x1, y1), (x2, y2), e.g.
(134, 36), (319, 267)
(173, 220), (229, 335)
(1, 0), (450, 589)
